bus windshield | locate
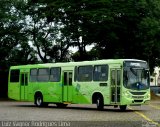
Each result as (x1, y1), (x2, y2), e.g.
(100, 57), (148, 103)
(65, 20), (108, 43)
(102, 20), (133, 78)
(123, 68), (150, 90)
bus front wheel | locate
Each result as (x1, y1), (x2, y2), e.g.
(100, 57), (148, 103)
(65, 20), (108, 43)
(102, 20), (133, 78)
(96, 97), (104, 110)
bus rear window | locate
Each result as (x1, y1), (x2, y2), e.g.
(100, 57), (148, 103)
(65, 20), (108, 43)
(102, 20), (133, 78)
(10, 70), (20, 82)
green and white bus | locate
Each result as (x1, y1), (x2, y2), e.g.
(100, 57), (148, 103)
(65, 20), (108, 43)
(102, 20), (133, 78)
(8, 59), (150, 111)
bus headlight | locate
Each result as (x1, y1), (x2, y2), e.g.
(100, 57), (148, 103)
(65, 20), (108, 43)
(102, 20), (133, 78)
(144, 93), (150, 99)
(123, 91), (131, 98)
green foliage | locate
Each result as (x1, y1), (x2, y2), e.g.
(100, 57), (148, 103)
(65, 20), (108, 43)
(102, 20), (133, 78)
(0, 0), (160, 69)
(0, 0), (39, 97)
(43, 0), (160, 71)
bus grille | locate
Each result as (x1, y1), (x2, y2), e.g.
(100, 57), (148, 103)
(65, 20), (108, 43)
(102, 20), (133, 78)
(130, 92), (146, 95)
(134, 100), (143, 103)
(132, 96), (144, 99)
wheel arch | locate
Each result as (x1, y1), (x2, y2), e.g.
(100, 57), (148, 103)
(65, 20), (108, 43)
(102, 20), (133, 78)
(34, 91), (43, 103)
(92, 92), (104, 104)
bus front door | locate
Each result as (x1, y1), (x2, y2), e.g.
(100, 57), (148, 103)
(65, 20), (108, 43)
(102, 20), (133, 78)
(63, 71), (73, 102)
(110, 69), (121, 104)
(20, 73), (28, 100)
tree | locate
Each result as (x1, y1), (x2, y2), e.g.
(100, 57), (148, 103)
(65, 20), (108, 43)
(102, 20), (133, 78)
(8, 42), (38, 66)
(20, 0), (72, 63)
(0, 0), (38, 97)
(69, 0), (160, 71)
(0, 0), (38, 67)
(40, 0), (111, 61)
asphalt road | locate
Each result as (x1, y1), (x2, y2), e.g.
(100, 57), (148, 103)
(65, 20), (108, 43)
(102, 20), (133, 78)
(0, 100), (159, 127)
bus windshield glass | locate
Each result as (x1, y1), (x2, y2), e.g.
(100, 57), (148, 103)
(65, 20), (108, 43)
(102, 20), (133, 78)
(123, 61), (150, 90)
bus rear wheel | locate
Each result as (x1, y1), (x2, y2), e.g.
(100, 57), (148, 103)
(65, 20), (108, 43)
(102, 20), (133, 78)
(119, 105), (127, 111)
(96, 97), (104, 110)
(35, 94), (48, 107)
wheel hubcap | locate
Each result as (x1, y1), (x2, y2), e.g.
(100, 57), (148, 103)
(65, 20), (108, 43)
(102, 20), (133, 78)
(97, 99), (100, 107)
(37, 97), (42, 106)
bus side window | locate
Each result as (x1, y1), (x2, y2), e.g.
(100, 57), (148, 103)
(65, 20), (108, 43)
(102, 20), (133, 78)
(25, 74), (28, 85)
(111, 70), (116, 85)
(69, 72), (72, 85)
(64, 72), (67, 85)
(78, 66), (92, 81)
(50, 67), (61, 82)
(30, 69), (37, 82)
(10, 70), (20, 83)
(93, 65), (108, 81)
(117, 70), (121, 86)
(21, 74), (25, 85)
(37, 68), (50, 82)
(74, 66), (77, 81)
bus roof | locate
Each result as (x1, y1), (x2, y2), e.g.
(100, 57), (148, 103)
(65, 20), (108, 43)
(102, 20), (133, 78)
(10, 59), (147, 69)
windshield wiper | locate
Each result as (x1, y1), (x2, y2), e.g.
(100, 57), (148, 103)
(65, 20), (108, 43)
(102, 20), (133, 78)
(130, 67), (137, 76)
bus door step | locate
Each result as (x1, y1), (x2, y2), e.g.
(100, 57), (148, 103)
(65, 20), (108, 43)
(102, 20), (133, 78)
(63, 102), (71, 104)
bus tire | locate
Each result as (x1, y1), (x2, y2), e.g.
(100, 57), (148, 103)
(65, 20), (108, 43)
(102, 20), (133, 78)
(96, 97), (104, 110)
(120, 105), (127, 111)
(35, 94), (44, 107)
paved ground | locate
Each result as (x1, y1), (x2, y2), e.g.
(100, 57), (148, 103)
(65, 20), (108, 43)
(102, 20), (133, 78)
(0, 100), (159, 127)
